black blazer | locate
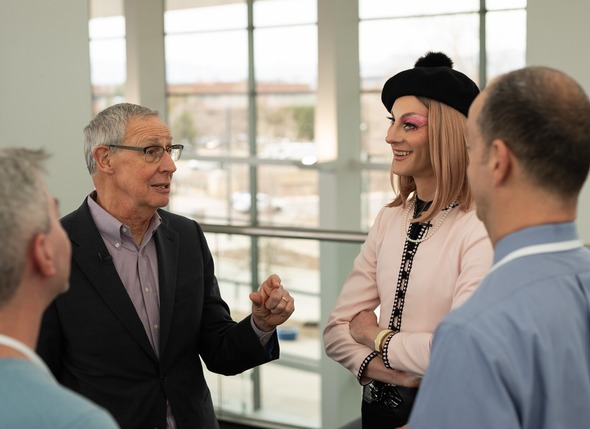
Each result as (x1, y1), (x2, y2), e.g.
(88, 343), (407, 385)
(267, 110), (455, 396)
(37, 200), (279, 429)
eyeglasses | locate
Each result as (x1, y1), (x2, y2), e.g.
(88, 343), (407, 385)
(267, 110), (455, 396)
(107, 144), (184, 163)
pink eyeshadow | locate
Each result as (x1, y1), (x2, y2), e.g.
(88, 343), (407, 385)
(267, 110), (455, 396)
(404, 114), (428, 127)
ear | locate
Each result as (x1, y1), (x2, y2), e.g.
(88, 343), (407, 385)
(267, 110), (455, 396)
(30, 233), (56, 278)
(94, 145), (113, 173)
(490, 139), (512, 186)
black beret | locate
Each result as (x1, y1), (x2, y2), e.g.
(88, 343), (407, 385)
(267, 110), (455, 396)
(381, 51), (480, 117)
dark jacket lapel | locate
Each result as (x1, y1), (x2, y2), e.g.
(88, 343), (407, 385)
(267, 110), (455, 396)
(66, 201), (158, 362)
(153, 211), (179, 356)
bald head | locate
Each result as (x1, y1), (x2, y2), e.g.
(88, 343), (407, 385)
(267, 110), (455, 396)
(477, 66), (590, 198)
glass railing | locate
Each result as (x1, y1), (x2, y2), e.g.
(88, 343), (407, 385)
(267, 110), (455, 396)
(200, 224), (366, 429)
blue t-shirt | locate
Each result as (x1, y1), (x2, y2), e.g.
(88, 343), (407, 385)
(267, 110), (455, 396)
(0, 359), (119, 428)
(408, 222), (590, 429)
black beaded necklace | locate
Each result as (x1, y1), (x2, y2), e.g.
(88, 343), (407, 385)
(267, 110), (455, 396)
(387, 198), (432, 334)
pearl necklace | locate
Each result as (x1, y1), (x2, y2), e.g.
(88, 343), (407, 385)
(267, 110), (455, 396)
(403, 198), (458, 244)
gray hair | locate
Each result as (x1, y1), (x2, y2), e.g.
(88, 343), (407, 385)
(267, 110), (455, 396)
(0, 148), (51, 305)
(83, 103), (160, 174)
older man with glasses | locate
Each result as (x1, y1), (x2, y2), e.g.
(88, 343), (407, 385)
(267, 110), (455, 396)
(37, 103), (295, 429)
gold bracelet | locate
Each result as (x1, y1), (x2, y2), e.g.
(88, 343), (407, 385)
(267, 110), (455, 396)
(374, 329), (393, 354)
(379, 330), (393, 354)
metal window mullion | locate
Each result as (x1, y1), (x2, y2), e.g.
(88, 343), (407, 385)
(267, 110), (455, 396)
(480, 0), (487, 87)
(246, 0), (262, 413)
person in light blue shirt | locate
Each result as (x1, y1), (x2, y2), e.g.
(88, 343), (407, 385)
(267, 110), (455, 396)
(0, 148), (118, 429)
(407, 66), (590, 429)
(0, 359), (120, 428)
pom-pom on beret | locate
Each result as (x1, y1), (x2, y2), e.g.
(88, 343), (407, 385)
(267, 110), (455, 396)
(381, 51), (480, 117)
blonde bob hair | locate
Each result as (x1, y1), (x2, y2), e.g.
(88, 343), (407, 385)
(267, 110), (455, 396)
(387, 97), (473, 223)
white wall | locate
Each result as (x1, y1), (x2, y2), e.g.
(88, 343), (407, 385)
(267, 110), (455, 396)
(0, 0), (93, 214)
(527, 0), (590, 243)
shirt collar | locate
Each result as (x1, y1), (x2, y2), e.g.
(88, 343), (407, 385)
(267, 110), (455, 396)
(87, 191), (162, 246)
(493, 222), (580, 266)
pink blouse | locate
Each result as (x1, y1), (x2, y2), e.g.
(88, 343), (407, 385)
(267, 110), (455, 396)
(323, 202), (493, 380)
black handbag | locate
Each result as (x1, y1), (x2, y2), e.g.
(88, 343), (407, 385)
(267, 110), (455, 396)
(361, 380), (418, 428)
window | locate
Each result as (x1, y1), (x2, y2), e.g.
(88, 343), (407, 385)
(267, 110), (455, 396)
(88, 0), (126, 115)
(165, 1), (320, 427)
(486, 0), (527, 78)
(359, 0), (526, 229)
(166, 0), (319, 229)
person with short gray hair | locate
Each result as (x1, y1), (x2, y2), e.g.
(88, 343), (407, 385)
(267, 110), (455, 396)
(0, 148), (118, 428)
(37, 103), (295, 429)
(83, 103), (159, 175)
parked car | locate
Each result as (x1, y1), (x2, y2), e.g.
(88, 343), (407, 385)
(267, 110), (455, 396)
(231, 192), (284, 213)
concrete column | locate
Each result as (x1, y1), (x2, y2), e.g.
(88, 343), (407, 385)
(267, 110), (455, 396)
(317, 0), (364, 427)
(124, 0), (167, 116)
(526, 0), (590, 243)
(0, 0), (93, 214)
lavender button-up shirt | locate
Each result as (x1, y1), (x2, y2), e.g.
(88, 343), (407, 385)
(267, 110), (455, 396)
(87, 194), (177, 428)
